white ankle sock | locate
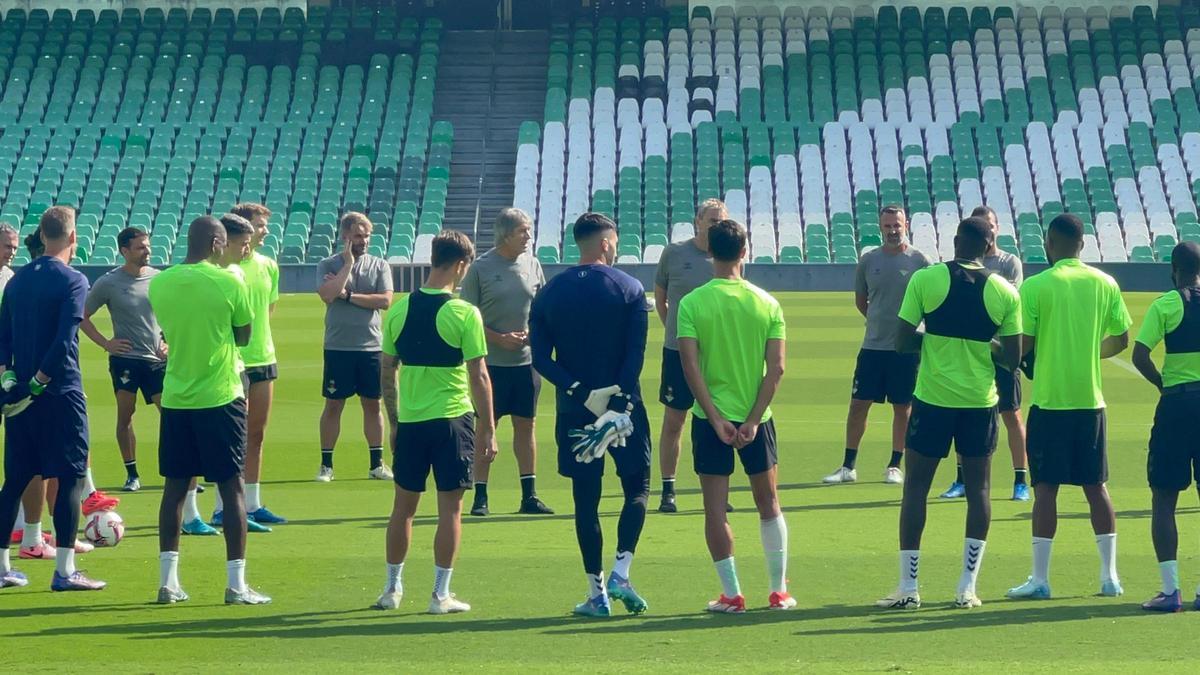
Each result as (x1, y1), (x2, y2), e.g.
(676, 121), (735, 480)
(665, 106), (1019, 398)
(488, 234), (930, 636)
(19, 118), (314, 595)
(81, 469), (97, 497)
(433, 566), (453, 600)
(160, 551), (180, 590)
(227, 559), (246, 591)
(612, 551), (633, 579)
(386, 562), (404, 594)
(1160, 560), (1179, 594)
(183, 490), (201, 523)
(759, 515), (789, 593)
(957, 538), (986, 594)
(1, 548), (10, 573)
(56, 547), (76, 577)
(213, 487), (224, 513)
(1096, 532), (1118, 583)
(245, 483), (261, 513)
(21, 521), (41, 548)
(714, 556), (741, 598)
(1032, 537), (1053, 583)
(587, 572), (606, 599)
(899, 550), (919, 593)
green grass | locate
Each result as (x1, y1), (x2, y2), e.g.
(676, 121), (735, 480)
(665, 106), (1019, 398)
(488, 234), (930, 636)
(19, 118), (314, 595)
(2, 292), (1198, 672)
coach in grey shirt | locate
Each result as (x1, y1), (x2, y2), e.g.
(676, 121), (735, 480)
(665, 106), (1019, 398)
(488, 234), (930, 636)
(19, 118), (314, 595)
(315, 212), (395, 483)
(0, 223), (16, 293)
(460, 208), (552, 516)
(80, 226), (166, 491)
(652, 198), (726, 513)
(824, 205), (933, 487)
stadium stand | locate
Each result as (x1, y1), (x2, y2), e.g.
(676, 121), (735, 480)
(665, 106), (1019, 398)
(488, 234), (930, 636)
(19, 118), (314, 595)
(514, 3), (1200, 265)
(0, 5), (450, 267)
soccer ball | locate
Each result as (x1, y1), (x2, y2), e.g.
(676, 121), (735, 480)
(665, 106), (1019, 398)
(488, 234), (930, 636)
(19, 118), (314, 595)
(84, 511), (124, 547)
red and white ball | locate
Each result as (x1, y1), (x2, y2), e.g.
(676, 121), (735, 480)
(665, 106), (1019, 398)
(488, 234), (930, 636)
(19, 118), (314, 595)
(84, 511), (124, 547)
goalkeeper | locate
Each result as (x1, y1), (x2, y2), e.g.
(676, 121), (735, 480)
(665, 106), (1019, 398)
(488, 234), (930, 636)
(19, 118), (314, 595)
(676, 219), (790, 613)
(529, 212), (652, 618)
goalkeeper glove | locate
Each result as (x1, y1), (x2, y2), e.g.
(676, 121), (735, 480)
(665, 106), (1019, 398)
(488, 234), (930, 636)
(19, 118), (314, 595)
(566, 382), (621, 418)
(568, 412), (634, 464)
(2, 375), (44, 418)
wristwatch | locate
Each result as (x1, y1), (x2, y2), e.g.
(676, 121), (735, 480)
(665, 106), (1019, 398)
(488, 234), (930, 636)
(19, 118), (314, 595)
(343, 288), (353, 302)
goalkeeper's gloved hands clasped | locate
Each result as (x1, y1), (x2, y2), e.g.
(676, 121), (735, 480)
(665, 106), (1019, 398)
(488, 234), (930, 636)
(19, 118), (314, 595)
(568, 411), (634, 464)
(1, 372), (43, 418)
(567, 382), (622, 418)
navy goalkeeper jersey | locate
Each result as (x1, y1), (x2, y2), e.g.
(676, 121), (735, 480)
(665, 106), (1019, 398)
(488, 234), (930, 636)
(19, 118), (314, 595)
(0, 255), (89, 395)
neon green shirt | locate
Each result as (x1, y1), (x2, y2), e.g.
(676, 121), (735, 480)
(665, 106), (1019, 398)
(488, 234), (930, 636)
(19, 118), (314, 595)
(149, 261), (252, 409)
(897, 262), (1021, 408)
(381, 289), (487, 423)
(1020, 258), (1132, 410)
(237, 251), (279, 367)
(1135, 290), (1200, 388)
(676, 277), (786, 422)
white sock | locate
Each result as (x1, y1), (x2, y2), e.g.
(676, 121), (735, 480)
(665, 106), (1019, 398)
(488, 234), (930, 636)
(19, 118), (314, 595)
(759, 515), (789, 593)
(82, 468), (97, 497)
(957, 538), (987, 595)
(1, 548), (10, 573)
(1160, 560), (1179, 594)
(899, 550), (919, 593)
(213, 486), (224, 513)
(14, 503), (24, 531)
(714, 556), (741, 598)
(1032, 536), (1053, 584)
(160, 551), (180, 590)
(56, 547), (76, 577)
(183, 490), (201, 523)
(21, 521), (41, 549)
(1096, 532), (1118, 583)
(386, 562), (404, 594)
(245, 483), (261, 513)
(433, 565), (453, 600)
(587, 571), (606, 599)
(612, 551), (633, 579)
(227, 559), (246, 592)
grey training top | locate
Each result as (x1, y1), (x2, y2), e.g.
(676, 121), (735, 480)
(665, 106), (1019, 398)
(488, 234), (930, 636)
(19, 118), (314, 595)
(855, 245), (934, 351)
(84, 266), (163, 361)
(460, 248), (545, 367)
(654, 238), (713, 350)
(318, 253), (394, 351)
(0, 266), (12, 295)
(983, 250), (1024, 286)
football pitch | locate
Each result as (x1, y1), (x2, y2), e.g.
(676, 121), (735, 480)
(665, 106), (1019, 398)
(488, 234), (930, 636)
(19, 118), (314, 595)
(2, 291), (1198, 673)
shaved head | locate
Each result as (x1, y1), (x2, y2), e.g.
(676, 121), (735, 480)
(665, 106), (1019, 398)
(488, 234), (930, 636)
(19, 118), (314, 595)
(186, 215), (227, 262)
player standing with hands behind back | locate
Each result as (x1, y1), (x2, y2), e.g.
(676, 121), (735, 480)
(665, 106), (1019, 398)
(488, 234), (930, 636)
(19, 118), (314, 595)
(676, 219), (793, 613)
(316, 212), (394, 482)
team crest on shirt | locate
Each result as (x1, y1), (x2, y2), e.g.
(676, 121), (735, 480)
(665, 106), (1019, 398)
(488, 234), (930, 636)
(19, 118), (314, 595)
(577, 270), (588, 278)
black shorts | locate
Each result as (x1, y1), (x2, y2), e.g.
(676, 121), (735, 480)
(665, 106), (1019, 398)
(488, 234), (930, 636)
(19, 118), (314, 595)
(994, 365), (1022, 413)
(489, 365), (540, 419)
(109, 355), (165, 404)
(394, 413), (475, 492)
(1147, 391), (1200, 491)
(555, 401), (652, 479)
(659, 347), (695, 411)
(906, 398), (998, 459)
(692, 416), (778, 476)
(245, 363), (279, 384)
(852, 349), (919, 405)
(1026, 406), (1108, 486)
(4, 390), (89, 480)
(159, 399), (248, 483)
(322, 350), (382, 400)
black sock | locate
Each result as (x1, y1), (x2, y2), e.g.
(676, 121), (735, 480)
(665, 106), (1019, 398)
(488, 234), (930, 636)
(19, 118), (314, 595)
(474, 482), (488, 504)
(520, 474), (535, 501)
(955, 464), (964, 483)
(662, 478), (676, 497)
(843, 448), (859, 469)
(124, 460), (138, 480)
(1015, 468), (1028, 485)
(887, 450), (903, 468)
(321, 448), (334, 469)
(369, 446), (383, 470)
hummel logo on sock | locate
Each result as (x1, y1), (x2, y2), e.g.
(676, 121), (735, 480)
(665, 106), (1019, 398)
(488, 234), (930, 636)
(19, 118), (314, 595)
(967, 545), (981, 572)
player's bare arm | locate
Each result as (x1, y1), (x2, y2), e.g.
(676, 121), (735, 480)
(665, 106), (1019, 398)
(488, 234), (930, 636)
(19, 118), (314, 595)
(317, 244), (354, 304)
(80, 309), (131, 355)
(1131, 342), (1163, 391)
(896, 319), (922, 354)
(855, 290), (869, 318)
(678, 336), (736, 446)
(233, 322), (251, 347)
(653, 284), (668, 324)
(738, 338), (786, 447)
(381, 355), (400, 429)
(466, 356), (497, 463)
(1100, 330), (1130, 359)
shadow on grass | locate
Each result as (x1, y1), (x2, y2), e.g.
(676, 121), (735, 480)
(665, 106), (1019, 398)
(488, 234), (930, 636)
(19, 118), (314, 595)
(6, 599), (1148, 641)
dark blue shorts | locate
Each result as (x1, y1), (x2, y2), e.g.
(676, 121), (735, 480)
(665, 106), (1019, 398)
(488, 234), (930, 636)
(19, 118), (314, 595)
(4, 390), (89, 479)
